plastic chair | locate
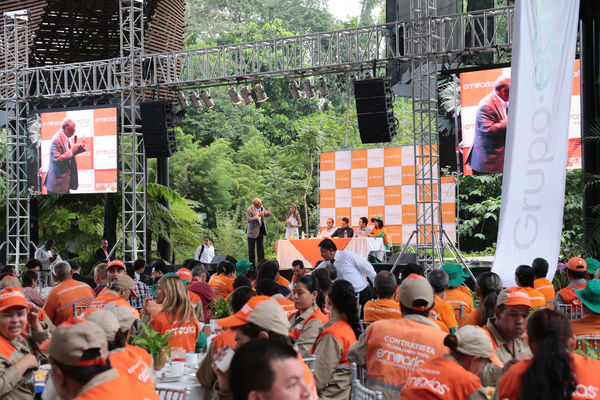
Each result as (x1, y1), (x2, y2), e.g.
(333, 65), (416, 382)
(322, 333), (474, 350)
(303, 356), (316, 372)
(156, 388), (187, 400)
(557, 303), (583, 320)
(359, 320), (372, 333)
(73, 305), (90, 317)
(576, 336), (600, 352)
(351, 377), (383, 400)
(452, 304), (464, 319)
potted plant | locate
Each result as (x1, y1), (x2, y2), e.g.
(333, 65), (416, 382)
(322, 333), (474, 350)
(209, 297), (231, 319)
(132, 322), (174, 370)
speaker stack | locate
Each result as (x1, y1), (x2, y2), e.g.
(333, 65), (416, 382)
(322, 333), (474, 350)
(140, 101), (178, 158)
(354, 77), (397, 143)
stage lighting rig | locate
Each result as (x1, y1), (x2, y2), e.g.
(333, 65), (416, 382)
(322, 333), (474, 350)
(177, 92), (189, 110)
(255, 84), (268, 103)
(318, 77), (329, 98)
(189, 92), (203, 110)
(240, 86), (254, 105)
(303, 78), (316, 99)
(200, 90), (215, 109)
(228, 87), (243, 105)
(289, 81), (302, 100)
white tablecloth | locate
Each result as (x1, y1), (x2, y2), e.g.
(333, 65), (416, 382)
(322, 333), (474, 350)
(276, 237), (384, 268)
(156, 374), (210, 400)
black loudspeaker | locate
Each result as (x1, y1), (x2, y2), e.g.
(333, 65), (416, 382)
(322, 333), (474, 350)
(209, 255), (238, 274)
(140, 101), (178, 158)
(354, 77), (396, 143)
(387, 252), (417, 266)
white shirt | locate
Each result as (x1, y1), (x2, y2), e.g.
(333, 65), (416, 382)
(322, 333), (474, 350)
(318, 250), (376, 292)
(318, 226), (337, 239)
(194, 244), (215, 264)
(34, 246), (53, 271)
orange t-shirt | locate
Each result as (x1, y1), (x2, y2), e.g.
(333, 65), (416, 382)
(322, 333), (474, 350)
(401, 356), (484, 400)
(277, 275), (291, 287)
(188, 291), (201, 307)
(534, 277), (555, 304)
(430, 295), (458, 332)
(109, 344), (153, 386)
(275, 297), (297, 319)
(43, 279), (96, 326)
(445, 287), (474, 316)
(521, 286), (547, 309)
(458, 308), (483, 327)
(208, 274), (234, 298)
(150, 311), (200, 352)
(362, 298), (402, 322)
(497, 353), (600, 400)
(74, 369), (160, 400)
(89, 290), (140, 319)
(570, 314), (600, 337)
(212, 328), (236, 351)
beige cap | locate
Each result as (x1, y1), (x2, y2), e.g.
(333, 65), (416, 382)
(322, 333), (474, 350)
(216, 296), (290, 336)
(0, 275), (21, 289)
(44, 319), (108, 367)
(399, 276), (434, 311)
(105, 301), (136, 331)
(114, 275), (137, 297)
(454, 326), (502, 367)
(86, 309), (120, 341)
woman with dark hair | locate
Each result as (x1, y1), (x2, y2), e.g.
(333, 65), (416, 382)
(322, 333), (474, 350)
(312, 268), (332, 313)
(496, 308), (600, 400)
(311, 279), (359, 400)
(459, 271), (502, 327)
(369, 216), (389, 250)
(401, 325), (493, 399)
(289, 275), (329, 357)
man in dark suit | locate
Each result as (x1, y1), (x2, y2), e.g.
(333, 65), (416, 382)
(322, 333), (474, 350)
(94, 239), (111, 262)
(44, 118), (86, 194)
(467, 76), (510, 174)
(246, 197), (271, 266)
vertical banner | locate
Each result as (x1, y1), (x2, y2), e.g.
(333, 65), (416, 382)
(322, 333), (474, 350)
(493, 0), (580, 285)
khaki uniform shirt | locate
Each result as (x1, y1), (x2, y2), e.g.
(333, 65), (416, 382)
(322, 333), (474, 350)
(289, 308), (326, 358)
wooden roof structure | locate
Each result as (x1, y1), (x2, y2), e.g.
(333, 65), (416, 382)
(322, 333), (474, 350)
(0, 0), (185, 68)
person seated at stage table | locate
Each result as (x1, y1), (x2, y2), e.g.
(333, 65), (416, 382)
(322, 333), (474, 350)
(442, 263), (475, 317)
(553, 257), (588, 309)
(363, 271), (401, 323)
(318, 218), (337, 239)
(368, 216), (389, 250)
(459, 271), (502, 327)
(427, 269), (458, 333)
(331, 217), (354, 238)
(515, 264), (547, 309)
(289, 275), (329, 357)
(355, 217), (369, 238)
(532, 257), (555, 304)
(570, 279), (600, 337)
(208, 260), (236, 298)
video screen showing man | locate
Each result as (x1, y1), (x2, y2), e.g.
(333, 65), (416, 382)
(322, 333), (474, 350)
(466, 76), (510, 174)
(44, 118), (87, 194)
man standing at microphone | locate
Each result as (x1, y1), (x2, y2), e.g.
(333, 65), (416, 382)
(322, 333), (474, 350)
(44, 118), (86, 194)
(246, 198), (271, 266)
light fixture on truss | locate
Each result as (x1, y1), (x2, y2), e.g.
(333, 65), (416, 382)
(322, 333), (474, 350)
(200, 90), (215, 109)
(228, 87), (243, 105)
(254, 84), (268, 103)
(303, 78), (316, 100)
(189, 92), (203, 110)
(318, 77), (329, 98)
(240, 87), (254, 105)
(289, 81), (302, 100)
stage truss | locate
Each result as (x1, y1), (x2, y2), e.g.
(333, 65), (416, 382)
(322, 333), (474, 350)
(1, 1), (514, 267)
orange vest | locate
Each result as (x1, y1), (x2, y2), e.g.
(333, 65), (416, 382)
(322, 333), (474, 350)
(534, 277), (555, 303)
(497, 353), (600, 400)
(0, 335), (16, 360)
(277, 275), (291, 287)
(362, 298), (402, 323)
(150, 311), (200, 352)
(74, 369), (160, 400)
(521, 286), (547, 309)
(299, 354), (319, 400)
(43, 279), (96, 326)
(445, 288), (474, 316)
(430, 296), (458, 332)
(290, 308), (329, 339)
(458, 308), (482, 328)
(400, 356), (484, 400)
(89, 291), (140, 319)
(208, 274), (234, 298)
(558, 282), (587, 305)
(212, 329), (237, 351)
(364, 318), (448, 389)
(275, 297), (297, 319)
(109, 344), (153, 386)
(311, 319), (356, 365)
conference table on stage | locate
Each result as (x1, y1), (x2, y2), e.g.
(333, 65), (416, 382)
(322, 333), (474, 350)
(276, 236), (385, 268)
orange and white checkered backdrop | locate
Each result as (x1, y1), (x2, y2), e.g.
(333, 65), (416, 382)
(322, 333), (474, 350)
(319, 146), (457, 245)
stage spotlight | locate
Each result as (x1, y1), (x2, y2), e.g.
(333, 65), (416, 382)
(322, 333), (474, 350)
(240, 86), (254, 105)
(200, 90), (215, 110)
(349, 75), (356, 94)
(228, 87), (243, 105)
(318, 77), (329, 98)
(303, 78), (316, 100)
(255, 84), (268, 103)
(289, 81), (301, 100)
(177, 92), (189, 110)
(189, 92), (203, 110)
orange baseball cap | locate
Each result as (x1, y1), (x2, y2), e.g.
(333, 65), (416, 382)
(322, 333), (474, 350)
(176, 268), (191, 283)
(567, 257), (586, 272)
(497, 287), (532, 308)
(0, 287), (29, 312)
(216, 296), (290, 336)
(107, 259), (126, 270)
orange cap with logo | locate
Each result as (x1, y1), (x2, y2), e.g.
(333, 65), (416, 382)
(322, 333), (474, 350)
(567, 257), (586, 272)
(497, 287), (532, 308)
(0, 287), (29, 312)
(176, 268), (191, 282)
(107, 259), (126, 271)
